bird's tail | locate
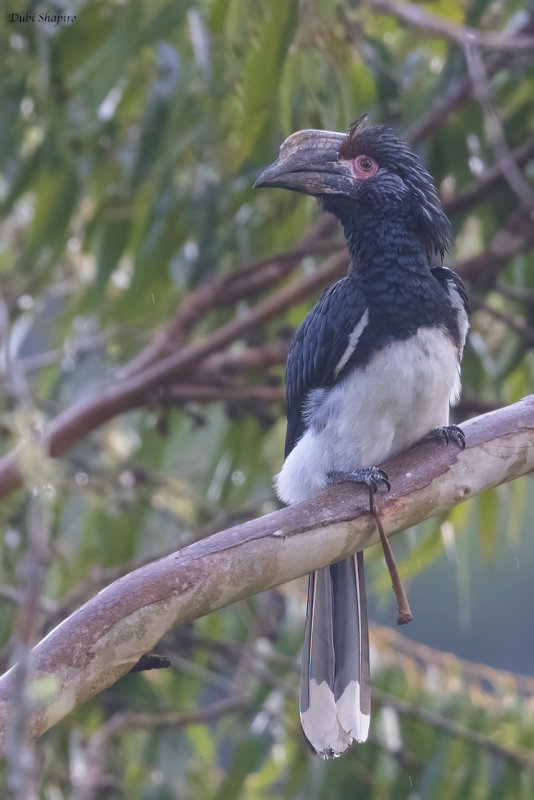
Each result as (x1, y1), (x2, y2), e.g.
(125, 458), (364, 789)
(300, 552), (370, 758)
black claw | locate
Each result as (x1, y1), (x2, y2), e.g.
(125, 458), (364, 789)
(428, 425), (466, 450)
(377, 469), (391, 491)
(327, 466), (391, 495)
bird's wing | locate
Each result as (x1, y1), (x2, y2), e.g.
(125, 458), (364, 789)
(285, 277), (368, 456)
(431, 266), (470, 359)
(431, 267), (470, 316)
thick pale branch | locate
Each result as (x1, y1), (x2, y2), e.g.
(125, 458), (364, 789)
(0, 396), (532, 749)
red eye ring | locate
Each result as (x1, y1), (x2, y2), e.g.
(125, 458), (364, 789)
(350, 154), (379, 180)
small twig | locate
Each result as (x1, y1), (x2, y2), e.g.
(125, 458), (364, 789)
(403, 12), (534, 147)
(370, 493), (412, 625)
(200, 338), (289, 377)
(163, 383), (285, 404)
(97, 695), (245, 741)
(496, 280), (534, 306)
(464, 45), (534, 210)
(444, 137), (534, 218)
(456, 206), (534, 285)
(120, 216), (338, 379)
(1, 292), (53, 799)
(0, 585), (57, 615)
(469, 292), (534, 348)
(372, 622), (534, 698)
(366, 0), (534, 52)
(404, 68), (486, 148)
(373, 688), (534, 769)
(0, 293), (32, 407)
(163, 651), (237, 693)
(73, 695), (246, 800)
(17, 335), (107, 374)
(160, 339), (289, 404)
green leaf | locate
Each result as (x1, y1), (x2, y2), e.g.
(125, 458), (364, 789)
(226, 0), (299, 169)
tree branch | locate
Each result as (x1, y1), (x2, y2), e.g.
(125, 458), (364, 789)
(373, 689), (534, 769)
(0, 396), (532, 750)
(120, 215), (338, 379)
(456, 206), (534, 285)
(1, 198), (532, 506)
(469, 291), (534, 348)
(0, 122), (532, 510)
(444, 137), (534, 218)
(403, 7), (534, 147)
(72, 696), (247, 800)
(163, 383), (285, 404)
(366, 0), (534, 52)
(464, 45), (534, 209)
(0, 251), (346, 500)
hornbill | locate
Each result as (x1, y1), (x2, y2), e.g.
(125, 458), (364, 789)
(255, 118), (469, 758)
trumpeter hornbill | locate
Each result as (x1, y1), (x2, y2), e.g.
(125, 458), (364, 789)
(255, 118), (469, 759)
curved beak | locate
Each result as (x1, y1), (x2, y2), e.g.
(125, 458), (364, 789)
(254, 129), (353, 197)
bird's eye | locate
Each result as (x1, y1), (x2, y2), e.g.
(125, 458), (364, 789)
(351, 154), (379, 179)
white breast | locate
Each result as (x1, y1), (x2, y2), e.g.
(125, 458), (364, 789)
(276, 327), (462, 504)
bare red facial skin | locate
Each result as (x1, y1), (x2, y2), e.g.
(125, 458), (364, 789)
(340, 154), (379, 180)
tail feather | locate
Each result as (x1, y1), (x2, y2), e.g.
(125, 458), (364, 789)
(300, 552), (370, 758)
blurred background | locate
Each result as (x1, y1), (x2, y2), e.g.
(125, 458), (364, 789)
(1, 0), (534, 797)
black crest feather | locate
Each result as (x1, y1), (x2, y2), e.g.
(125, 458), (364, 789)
(337, 118), (451, 259)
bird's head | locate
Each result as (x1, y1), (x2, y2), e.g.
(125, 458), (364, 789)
(255, 118), (451, 259)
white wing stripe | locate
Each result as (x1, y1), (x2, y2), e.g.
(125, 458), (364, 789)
(334, 308), (369, 377)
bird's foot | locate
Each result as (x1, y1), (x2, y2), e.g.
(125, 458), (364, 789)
(331, 468), (411, 626)
(327, 466), (391, 496)
(427, 424), (465, 450)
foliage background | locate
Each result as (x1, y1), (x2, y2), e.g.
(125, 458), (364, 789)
(1, 0), (534, 797)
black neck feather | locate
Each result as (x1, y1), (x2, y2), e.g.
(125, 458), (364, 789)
(324, 199), (432, 274)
